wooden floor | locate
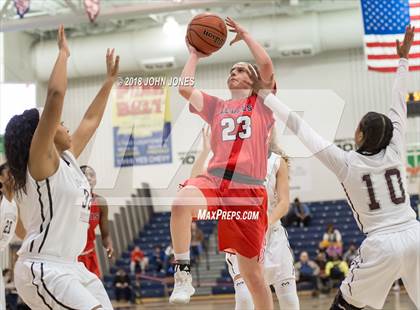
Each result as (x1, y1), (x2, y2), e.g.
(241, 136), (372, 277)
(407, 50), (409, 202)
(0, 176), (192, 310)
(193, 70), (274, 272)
(113, 291), (418, 309)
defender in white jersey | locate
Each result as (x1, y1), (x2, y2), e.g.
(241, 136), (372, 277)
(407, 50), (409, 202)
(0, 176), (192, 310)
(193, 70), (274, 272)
(191, 128), (300, 309)
(4, 26), (119, 310)
(251, 26), (419, 310)
(0, 163), (25, 310)
(0, 163), (18, 310)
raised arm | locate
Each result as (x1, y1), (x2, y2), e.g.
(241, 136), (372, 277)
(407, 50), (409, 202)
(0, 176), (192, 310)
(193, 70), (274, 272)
(226, 17), (275, 86)
(29, 25), (70, 180)
(70, 49), (119, 158)
(190, 127), (211, 178)
(268, 158), (290, 226)
(179, 41), (209, 111)
(250, 69), (349, 181)
(97, 195), (114, 258)
(389, 25), (415, 155)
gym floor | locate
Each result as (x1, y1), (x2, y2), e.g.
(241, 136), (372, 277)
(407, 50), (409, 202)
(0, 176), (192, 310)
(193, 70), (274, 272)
(113, 291), (417, 309)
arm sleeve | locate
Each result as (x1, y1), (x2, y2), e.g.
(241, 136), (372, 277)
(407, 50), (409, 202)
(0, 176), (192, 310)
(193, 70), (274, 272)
(264, 93), (349, 182)
(389, 58), (409, 156)
(189, 91), (220, 124)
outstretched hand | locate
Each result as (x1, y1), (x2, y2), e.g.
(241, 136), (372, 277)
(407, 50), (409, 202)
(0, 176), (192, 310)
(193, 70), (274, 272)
(225, 17), (248, 46)
(106, 48), (120, 82)
(246, 64), (274, 98)
(397, 25), (415, 59)
(57, 24), (70, 57)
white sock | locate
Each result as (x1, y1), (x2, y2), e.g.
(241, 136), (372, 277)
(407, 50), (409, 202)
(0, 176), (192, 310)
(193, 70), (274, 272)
(234, 278), (254, 310)
(174, 251), (190, 262)
(273, 279), (300, 310)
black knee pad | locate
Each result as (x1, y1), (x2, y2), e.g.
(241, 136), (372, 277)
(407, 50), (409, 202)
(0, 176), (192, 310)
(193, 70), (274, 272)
(330, 290), (364, 310)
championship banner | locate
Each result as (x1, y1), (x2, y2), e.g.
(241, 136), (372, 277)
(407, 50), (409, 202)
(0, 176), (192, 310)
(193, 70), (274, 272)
(84, 0), (100, 23)
(112, 84), (172, 167)
(13, 0), (30, 18)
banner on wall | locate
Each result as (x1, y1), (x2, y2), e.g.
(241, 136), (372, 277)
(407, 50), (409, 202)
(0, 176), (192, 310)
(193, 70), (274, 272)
(407, 144), (420, 180)
(112, 85), (172, 167)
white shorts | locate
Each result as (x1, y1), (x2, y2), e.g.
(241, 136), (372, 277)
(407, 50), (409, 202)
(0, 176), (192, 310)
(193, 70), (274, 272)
(341, 223), (420, 309)
(226, 225), (295, 285)
(14, 258), (113, 310)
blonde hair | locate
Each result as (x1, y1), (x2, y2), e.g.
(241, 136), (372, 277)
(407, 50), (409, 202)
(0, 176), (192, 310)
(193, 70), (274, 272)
(269, 128), (289, 167)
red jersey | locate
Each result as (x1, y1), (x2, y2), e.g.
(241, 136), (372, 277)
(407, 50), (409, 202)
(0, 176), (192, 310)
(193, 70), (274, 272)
(131, 249), (145, 262)
(190, 92), (274, 180)
(82, 194), (101, 253)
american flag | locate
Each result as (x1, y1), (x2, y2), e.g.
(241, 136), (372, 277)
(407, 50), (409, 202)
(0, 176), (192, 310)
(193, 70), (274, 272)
(361, 0), (420, 72)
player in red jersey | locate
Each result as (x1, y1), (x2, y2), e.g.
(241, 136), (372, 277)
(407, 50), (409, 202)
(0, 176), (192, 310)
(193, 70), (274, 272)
(78, 165), (113, 278)
(169, 17), (276, 309)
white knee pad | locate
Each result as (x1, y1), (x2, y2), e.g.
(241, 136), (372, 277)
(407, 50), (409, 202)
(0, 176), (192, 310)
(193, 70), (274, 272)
(234, 278), (254, 310)
(273, 279), (300, 310)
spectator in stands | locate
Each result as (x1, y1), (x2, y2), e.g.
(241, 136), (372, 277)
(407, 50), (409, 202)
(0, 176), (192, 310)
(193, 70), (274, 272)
(114, 268), (131, 302)
(295, 251), (320, 297)
(293, 198), (311, 227)
(130, 246), (148, 274)
(190, 222), (204, 264)
(150, 245), (166, 272)
(343, 243), (358, 266)
(314, 251), (331, 294)
(319, 224), (343, 257)
(325, 252), (349, 283)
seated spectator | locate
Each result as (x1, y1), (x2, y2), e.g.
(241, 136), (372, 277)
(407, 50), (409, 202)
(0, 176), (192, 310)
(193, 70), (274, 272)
(130, 246), (148, 275)
(295, 251), (320, 297)
(343, 243), (358, 266)
(325, 252), (349, 282)
(293, 198), (311, 227)
(314, 252), (332, 294)
(282, 197), (311, 227)
(319, 224), (343, 257)
(114, 268), (131, 302)
(190, 222), (204, 264)
(150, 245), (166, 272)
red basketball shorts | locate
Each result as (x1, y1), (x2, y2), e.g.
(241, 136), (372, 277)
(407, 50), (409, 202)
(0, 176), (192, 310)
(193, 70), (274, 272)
(181, 173), (268, 260)
(78, 249), (101, 278)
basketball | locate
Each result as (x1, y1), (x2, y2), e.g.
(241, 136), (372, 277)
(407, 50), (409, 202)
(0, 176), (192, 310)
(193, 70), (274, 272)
(187, 13), (227, 55)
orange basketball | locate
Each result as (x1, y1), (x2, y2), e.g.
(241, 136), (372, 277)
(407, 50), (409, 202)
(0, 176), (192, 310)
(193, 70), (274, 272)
(187, 13), (227, 55)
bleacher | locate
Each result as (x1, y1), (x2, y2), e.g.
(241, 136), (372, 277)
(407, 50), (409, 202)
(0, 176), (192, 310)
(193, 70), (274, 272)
(212, 195), (419, 295)
(105, 209), (217, 299)
(105, 194), (419, 299)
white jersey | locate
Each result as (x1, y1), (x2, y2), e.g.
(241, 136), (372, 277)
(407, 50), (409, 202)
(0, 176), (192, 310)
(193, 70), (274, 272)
(265, 152), (282, 229)
(17, 150), (91, 261)
(0, 197), (17, 310)
(264, 59), (417, 235)
(0, 197), (18, 251)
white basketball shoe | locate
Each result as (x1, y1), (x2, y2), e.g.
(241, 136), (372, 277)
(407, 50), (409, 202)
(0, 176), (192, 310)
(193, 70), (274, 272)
(169, 265), (195, 304)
